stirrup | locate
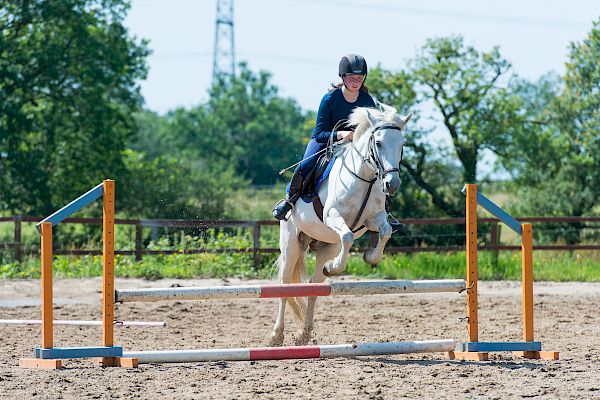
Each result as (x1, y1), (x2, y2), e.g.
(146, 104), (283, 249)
(389, 221), (405, 231)
(387, 213), (404, 232)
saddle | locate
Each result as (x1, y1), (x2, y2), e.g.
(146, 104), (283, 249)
(299, 153), (335, 221)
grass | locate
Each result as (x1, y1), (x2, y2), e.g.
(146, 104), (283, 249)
(2, 250), (599, 282)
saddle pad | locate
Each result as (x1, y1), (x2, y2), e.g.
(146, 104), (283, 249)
(299, 157), (335, 203)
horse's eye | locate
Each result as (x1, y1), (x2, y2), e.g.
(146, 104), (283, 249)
(376, 141), (382, 148)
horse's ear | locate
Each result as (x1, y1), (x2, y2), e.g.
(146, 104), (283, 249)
(402, 112), (413, 125)
(366, 109), (378, 126)
(379, 102), (397, 114)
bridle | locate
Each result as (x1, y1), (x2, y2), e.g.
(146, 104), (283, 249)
(340, 124), (405, 231)
(342, 124), (405, 184)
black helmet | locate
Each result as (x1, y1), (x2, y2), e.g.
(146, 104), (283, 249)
(338, 54), (368, 77)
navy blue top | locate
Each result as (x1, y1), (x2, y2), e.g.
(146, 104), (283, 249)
(311, 88), (376, 143)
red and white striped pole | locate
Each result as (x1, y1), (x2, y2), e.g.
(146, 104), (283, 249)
(124, 339), (455, 364)
(115, 280), (465, 303)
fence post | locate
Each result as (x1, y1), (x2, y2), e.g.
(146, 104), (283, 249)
(521, 223), (534, 343)
(102, 180), (115, 351)
(465, 184), (478, 343)
(135, 222), (142, 261)
(253, 222), (261, 271)
(490, 221), (500, 268)
(14, 215), (22, 262)
(40, 222), (54, 349)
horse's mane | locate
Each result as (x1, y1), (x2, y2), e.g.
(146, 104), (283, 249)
(347, 104), (405, 143)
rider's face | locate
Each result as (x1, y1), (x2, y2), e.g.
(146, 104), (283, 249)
(343, 74), (365, 91)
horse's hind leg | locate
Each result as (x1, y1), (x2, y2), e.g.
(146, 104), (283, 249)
(296, 242), (340, 345)
(269, 222), (301, 346)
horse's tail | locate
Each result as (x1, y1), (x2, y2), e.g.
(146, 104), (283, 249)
(278, 235), (309, 321)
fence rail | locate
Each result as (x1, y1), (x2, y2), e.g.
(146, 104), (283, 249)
(1, 216), (599, 269)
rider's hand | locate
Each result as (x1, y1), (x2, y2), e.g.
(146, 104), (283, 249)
(337, 130), (353, 141)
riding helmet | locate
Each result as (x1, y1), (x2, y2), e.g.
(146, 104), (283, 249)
(338, 54), (368, 77)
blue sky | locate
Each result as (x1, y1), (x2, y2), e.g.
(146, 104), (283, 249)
(125, 0), (599, 113)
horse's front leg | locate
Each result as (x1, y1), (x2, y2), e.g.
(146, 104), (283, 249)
(270, 297), (287, 346)
(270, 222), (301, 346)
(363, 211), (393, 265)
(323, 208), (354, 276)
(296, 243), (339, 345)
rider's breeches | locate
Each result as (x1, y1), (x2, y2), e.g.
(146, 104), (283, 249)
(298, 139), (326, 177)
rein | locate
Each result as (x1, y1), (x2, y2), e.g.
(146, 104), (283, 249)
(342, 124), (404, 232)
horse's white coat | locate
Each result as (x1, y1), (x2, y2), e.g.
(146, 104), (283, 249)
(270, 105), (412, 346)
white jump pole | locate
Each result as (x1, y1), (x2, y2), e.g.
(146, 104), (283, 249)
(0, 319), (166, 327)
(115, 279), (465, 303)
(123, 339), (455, 364)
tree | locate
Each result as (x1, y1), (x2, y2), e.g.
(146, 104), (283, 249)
(205, 64), (310, 185)
(368, 37), (513, 216)
(505, 18), (599, 218)
(129, 110), (174, 161)
(368, 38), (526, 219)
(125, 64), (310, 217)
(502, 19), (600, 243)
(552, 17), (600, 216)
(361, 66), (464, 246)
(0, 0), (148, 215)
(142, 65), (309, 187)
(119, 150), (243, 219)
(369, 65), (463, 219)
(410, 36), (518, 192)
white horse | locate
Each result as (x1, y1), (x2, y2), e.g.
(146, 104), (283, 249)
(270, 104), (412, 346)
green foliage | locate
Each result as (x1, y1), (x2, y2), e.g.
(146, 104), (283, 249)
(215, 65), (309, 185)
(1, 0), (598, 258)
(368, 38), (525, 221)
(0, 0), (149, 215)
(410, 36), (515, 188)
(119, 149), (244, 219)
(545, 18), (600, 218)
(367, 66), (417, 114)
(223, 184), (285, 220)
(121, 64), (311, 220)
(500, 19), (600, 242)
(3, 251), (599, 282)
(367, 66), (465, 246)
(163, 64), (310, 186)
(129, 110), (174, 160)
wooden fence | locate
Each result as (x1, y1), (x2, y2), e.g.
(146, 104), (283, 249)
(1, 216), (599, 270)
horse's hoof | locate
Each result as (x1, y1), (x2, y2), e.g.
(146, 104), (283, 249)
(363, 250), (381, 265)
(323, 260), (340, 276)
(269, 335), (284, 347)
(295, 332), (311, 346)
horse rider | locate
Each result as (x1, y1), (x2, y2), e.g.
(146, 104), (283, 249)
(272, 54), (376, 220)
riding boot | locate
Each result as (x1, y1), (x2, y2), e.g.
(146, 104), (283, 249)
(273, 169), (304, 221)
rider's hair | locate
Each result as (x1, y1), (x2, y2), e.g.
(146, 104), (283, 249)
(329, 82), (370, 93)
